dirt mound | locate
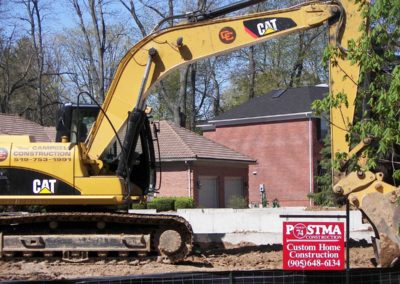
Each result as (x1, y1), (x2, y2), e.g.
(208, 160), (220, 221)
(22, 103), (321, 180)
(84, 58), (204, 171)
(0, 246), (375, 281)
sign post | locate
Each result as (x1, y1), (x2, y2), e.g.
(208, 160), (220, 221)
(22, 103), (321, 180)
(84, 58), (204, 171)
(283, 221), (345, 270)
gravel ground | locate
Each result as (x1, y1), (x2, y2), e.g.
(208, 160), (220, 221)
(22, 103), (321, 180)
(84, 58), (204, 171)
(0, 245), (376, 281)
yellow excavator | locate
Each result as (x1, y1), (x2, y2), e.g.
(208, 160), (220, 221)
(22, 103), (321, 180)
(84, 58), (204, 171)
(0, 0), (397, 266)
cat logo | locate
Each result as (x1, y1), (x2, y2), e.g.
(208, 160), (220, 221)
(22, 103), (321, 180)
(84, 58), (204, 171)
(256, 19), (278, 36)
(33, 179), (56, 194)
(243, 17), (297, 39)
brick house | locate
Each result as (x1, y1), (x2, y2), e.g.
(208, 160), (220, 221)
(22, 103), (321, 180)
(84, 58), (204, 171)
(155, 120), (255, 208)
(198, 86), (328, 207)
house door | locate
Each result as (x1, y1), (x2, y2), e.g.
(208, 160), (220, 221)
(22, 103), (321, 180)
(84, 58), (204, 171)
(198, 176), (218, 208)
(224, 177), (244, 208)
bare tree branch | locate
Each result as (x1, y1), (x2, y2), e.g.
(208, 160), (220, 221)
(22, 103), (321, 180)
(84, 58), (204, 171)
(119, 0), (147, 37)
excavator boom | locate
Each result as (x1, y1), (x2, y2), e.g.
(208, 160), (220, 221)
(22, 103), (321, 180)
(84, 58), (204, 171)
(84, 1), (344, 161)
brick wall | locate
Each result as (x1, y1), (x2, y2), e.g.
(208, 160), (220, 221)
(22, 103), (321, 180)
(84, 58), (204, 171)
(157, 162), (191, 198)
(203, 118), (322, 207)
(158, 161), (249, 208)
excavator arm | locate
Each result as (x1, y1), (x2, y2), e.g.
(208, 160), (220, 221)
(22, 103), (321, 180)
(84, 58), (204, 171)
(84, 1), (347, 161)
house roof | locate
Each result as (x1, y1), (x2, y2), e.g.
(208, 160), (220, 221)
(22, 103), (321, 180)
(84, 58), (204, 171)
(0, 113), (254, 163)
(0, 114), (56, 142)
(201, 86), (328, 128)
(156, 120), (255, 163)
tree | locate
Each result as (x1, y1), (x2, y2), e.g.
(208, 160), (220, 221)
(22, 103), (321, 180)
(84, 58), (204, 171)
(16, 0), (52, 125)
(350, 0), (400, 181)
(312, 0), (400, 200)
(308, 134), (337, 206)
(0, 0), (63, 125)
(0, 34), (35, 114)
(67, 0), (126, 102)
(57, 21), (127, 103)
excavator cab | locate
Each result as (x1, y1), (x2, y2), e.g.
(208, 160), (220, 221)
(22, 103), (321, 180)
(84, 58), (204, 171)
(55, 103), (100, 143)
(55, 103), (157, 194)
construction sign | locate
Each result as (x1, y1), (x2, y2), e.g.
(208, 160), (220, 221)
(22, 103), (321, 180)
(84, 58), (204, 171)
(283, 221), (345, 270)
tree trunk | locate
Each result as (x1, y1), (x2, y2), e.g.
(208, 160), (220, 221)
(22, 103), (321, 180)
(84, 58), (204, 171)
(168, 0), (174, 27)
(248, 46), (256, 99)
(178, 66), (189, 127)
(72, 0), (99, 100)
(119, 0), (147, 37)
(89, 0), (106, 101)
(211, 66), (221, 117)
(289, 33), (305, 87)
(189, 63), (197, 130)
(26, 0), (45, 125)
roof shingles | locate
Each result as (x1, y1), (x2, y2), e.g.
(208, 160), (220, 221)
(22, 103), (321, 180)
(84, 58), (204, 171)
(210, 86), (328, 122)
(0, 114), (55, 142)
(156, 120), (255, 163)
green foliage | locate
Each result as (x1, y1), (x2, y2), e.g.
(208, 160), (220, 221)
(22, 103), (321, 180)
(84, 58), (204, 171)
(226, 195), (248, 209)
(174, 197), (194, 210)
(272, 198), (280, 208)
(146, 202), (157, 210)
(312, 0), (400, 182)
(147, 197), (175, 212)
(221, 71), (287, 110)
(349, 0), (400, 177)
(131, 203), (147, 210)
(150, 70), (181, 120)
(308, 134), (337, 206)
(312, 92), (349, 115)
(146, 197), (194, 212)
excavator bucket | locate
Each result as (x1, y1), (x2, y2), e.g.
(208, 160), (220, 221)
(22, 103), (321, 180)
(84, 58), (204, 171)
(360, 191), (400, 267)
(335, 171), (400, 267)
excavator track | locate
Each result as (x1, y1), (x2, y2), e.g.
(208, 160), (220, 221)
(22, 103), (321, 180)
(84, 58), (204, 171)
(0, 212), (192, 263)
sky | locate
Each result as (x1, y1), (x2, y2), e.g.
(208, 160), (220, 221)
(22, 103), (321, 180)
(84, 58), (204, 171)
(2, 0), (133, 36)
(2, 0), (235, 36)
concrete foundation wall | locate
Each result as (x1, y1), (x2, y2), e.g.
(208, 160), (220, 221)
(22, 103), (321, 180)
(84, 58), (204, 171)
(129, 208), (374, 245)
(174, 208), (373, 245)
